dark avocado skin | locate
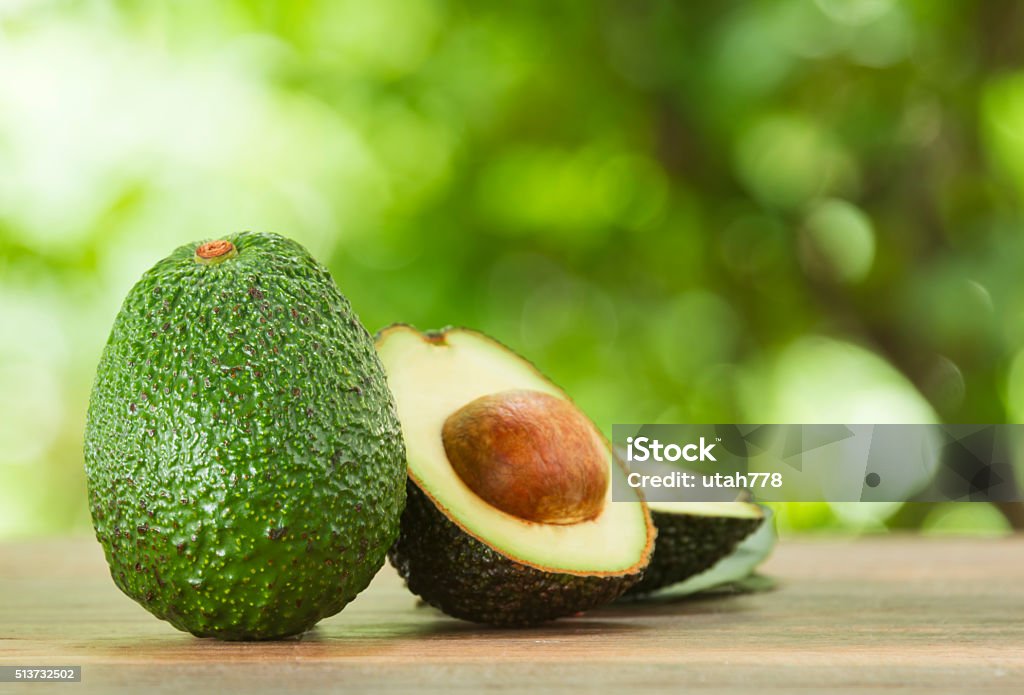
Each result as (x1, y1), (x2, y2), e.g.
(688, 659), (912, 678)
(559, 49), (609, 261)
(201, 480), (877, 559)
(84, 231), (406, 640)
(388, 482), (641, 626)
(623, 511), (762, 596)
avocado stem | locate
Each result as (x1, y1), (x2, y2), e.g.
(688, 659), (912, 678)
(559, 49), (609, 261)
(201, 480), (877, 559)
(195, 240), (238, 265)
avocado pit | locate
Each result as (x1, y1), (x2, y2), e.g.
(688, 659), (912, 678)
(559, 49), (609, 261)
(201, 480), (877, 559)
(441, 389), (608, 525)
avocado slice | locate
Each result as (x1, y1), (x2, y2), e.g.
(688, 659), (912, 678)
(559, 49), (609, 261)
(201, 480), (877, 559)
(623, 501), (764, 597)
(658, 507), (776, 598)
(84, 232), (406, 640)
(376, 325), (654, 626)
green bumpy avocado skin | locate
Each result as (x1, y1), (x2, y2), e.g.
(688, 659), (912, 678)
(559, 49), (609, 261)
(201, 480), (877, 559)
(624, 512), (762, 596)
(388, 483), (642, 626)
(84, 232), (406, 640)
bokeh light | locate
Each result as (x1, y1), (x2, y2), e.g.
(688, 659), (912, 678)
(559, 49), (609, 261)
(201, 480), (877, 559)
(0, 0), (1022, 537)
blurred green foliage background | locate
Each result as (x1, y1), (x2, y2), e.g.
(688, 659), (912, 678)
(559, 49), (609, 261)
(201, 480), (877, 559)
(2, 0), (1023, 538)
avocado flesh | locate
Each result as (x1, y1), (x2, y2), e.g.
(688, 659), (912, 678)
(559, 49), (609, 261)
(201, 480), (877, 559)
(377, 325), (654, 626)
(624, 501), (764, 597)
(84, 232), (406, 640)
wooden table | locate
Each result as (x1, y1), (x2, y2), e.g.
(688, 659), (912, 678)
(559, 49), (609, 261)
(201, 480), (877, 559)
(1, 537), (1021, 693)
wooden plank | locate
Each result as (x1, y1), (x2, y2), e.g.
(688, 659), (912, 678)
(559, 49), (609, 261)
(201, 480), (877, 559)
(1, 537), (1022, 693)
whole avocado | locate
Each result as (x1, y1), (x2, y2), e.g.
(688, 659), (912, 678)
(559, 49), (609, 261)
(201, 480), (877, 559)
(84, 232), (405, 640)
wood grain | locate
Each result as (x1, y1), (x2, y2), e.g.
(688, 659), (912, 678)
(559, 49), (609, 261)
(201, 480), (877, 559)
(1, 537), (1022, 693)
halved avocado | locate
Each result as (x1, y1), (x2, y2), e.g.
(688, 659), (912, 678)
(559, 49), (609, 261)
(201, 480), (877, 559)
(623, 501), (764, 597)
(376, 325), (655, 626)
